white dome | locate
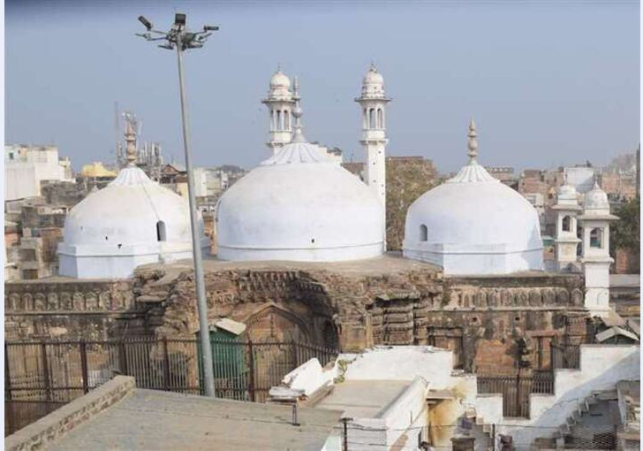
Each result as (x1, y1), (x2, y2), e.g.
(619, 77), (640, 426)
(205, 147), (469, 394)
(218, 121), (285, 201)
(270, 69), (291, 89)
(268, 69), (292, 101)
(58, 166), (209, 279)
(558, 183), (577, 199)
(403, 122), (543, 275)
(556, 183), (580, 207)
(360, 64), (386, 99)
(217, 135), (384, 262)
(583, 182), (610, 215)
(363, 67), (384, 86)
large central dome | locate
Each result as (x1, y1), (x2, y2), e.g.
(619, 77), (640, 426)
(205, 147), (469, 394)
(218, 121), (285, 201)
(216, 87), (384, 262)
(403, 121), (543, 275)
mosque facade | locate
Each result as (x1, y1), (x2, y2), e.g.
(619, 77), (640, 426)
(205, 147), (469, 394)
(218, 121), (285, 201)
(9, 65), (619, 373)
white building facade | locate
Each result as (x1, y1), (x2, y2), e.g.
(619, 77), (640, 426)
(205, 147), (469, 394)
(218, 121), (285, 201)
(5, 145), (74, 201)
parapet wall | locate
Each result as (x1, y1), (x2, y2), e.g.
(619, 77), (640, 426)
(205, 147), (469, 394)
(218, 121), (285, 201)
(5, 376), (135, 451)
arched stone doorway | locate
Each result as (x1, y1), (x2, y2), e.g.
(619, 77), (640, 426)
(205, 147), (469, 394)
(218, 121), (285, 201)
(244, 304), (311, 343)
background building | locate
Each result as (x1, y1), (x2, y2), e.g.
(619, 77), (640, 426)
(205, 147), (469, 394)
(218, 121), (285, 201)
(5, 145), (74, 201)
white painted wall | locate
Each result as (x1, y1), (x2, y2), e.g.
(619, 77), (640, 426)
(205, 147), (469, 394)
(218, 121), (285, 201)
(283, 347), (475, 451)
(5, 146), (73, 200)
(342, 347), (456, 388)
(564, 167), (596, 194)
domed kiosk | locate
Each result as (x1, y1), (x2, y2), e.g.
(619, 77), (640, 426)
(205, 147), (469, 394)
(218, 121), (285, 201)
(217, 79), (385, 262)
(58, 115), (209, 279)
(403, 120), (543, 275)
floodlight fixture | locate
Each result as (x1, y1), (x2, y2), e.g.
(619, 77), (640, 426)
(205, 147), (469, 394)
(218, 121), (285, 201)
(138, 15), (153, 31)
(175, 13), (187, 27)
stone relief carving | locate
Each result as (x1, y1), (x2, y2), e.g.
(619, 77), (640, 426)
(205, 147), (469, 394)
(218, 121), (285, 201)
(85, 292), (98, 310)
(34, 293), (46, 311)
(47, 292), (59, 310)
(22, 293), (33, 311)
(571, 289), (584, 306)
(73, 293), (84, 310)
(61, 292), (72, 310)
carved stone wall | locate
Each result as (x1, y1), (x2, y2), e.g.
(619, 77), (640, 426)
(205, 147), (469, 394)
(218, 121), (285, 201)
(5, 279), (140, 341)
(132, 265), (443, 352)
(5, 260), (588, 375)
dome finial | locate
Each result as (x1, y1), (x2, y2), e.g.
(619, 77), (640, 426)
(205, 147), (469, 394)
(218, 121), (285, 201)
(467, 118), (478, 163)
(291, 75), (306, 143)
(123, 111), (138, 167)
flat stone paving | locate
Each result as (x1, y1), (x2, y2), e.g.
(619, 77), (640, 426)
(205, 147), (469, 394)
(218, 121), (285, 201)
(48, 389), (342, 451)
(314, 380), (411, 419)
(144, 252), (442, 277)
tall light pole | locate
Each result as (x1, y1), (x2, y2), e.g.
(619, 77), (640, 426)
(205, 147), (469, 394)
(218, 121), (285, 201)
(137, 13), (219, 397)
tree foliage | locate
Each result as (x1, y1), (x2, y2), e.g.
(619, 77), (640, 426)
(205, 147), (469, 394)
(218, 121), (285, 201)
(611, 195), (640, 255)
(385, 158), (439, 251)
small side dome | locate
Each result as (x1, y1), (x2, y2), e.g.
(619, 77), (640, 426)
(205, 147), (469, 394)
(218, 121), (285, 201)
(402, 120), (543, 275)
(57, 115), (209, 279)
(583, 182), (610, 214)
(57, 167), (210, 279)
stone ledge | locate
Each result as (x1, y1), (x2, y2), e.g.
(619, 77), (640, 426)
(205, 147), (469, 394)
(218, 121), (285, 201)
(5, 376), (135, 451)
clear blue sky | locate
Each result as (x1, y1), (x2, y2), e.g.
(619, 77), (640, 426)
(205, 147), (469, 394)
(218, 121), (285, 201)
(5, 0), (640, 173)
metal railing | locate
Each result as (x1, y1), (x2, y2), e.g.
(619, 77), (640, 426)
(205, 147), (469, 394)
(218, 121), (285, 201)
(5, 338), (338, 436)
(477, 340), (586, 419)
(477, 371), (555, 418)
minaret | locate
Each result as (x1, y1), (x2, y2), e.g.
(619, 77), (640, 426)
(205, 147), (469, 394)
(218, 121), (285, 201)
(356, 64), (390, 229)
(552, 177), (582, 271)
(578, 180), (618, 316)
(262, 67), (295, 154)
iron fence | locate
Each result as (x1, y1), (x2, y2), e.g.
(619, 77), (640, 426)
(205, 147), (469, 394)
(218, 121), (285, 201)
(477, 341), (585, 419)
(477, 371), (555, 418)
(5, 338), (338, 436)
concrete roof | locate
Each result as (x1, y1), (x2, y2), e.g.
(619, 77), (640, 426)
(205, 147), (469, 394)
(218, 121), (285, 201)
(314, 380), (410, 419)
(48, 389), (342, 451)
